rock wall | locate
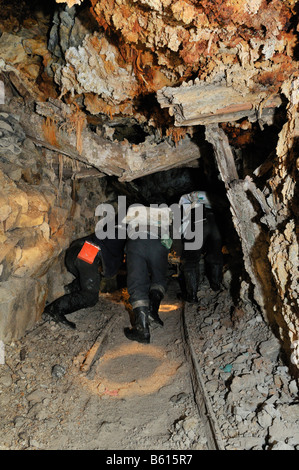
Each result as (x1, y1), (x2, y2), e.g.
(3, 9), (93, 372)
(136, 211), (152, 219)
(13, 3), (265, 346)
(0, 104), (108, 342)
(266, 79), (299, 375)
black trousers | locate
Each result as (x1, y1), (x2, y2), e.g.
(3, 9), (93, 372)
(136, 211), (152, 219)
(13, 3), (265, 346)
(181, 210), (223, 274)
(126, 236), (169, 309)
(45, 240), (101, 316)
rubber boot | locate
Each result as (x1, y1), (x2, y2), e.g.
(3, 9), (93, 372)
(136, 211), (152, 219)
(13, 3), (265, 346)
(206, 263), (222, 291)
(183, 270), (199, 303)
(43, 303), (76, 330)
(149, 289), (164, 327)
(124, 307), (150, 344)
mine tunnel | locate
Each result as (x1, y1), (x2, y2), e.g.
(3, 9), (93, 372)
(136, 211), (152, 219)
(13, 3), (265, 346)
(0, 0), (298, 451)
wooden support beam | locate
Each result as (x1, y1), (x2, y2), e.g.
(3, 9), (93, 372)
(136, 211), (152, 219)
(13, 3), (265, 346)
(157, 81), (282, 127)
(119, 136), (202, 182)
(204, 124), (271, 323)
(205, 125), (276, 226)
(204, 125), (239, 185)
(23, 99), (203, 182)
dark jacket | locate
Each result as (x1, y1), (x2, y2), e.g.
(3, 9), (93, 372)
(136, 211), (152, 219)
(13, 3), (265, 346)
(70, 229), (126, 279)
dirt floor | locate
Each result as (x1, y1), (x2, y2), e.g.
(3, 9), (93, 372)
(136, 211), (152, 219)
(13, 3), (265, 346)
(0, 271), (298, 452)
(0, 278), (209, 451)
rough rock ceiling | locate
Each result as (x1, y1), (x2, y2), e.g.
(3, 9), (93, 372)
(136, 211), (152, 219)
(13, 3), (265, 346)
(0, 0), (298, 180)
(53, 0), (298, 121)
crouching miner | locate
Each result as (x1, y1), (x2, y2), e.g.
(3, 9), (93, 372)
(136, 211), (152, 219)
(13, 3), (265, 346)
(43, 228), (126, 330)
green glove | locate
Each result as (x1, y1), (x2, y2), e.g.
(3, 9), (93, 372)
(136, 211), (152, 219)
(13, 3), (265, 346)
(161, 235), (173, 250)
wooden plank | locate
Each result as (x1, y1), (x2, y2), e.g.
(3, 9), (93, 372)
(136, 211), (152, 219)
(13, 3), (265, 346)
(157, 81), (282, 126)
(205, 124), (239, 185)
(80, 313), (119, 374)
(204, 123), (271, 324)
(119, 136), (202, 182)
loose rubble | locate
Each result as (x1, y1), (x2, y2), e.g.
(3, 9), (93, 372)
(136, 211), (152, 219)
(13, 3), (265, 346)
(185, 277), (299, 450)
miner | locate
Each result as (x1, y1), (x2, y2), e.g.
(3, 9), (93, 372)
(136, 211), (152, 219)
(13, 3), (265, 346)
(43, 226), (126, 330)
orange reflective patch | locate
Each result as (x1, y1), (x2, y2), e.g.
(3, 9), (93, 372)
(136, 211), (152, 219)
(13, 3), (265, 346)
(77, 241), (100, 264)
